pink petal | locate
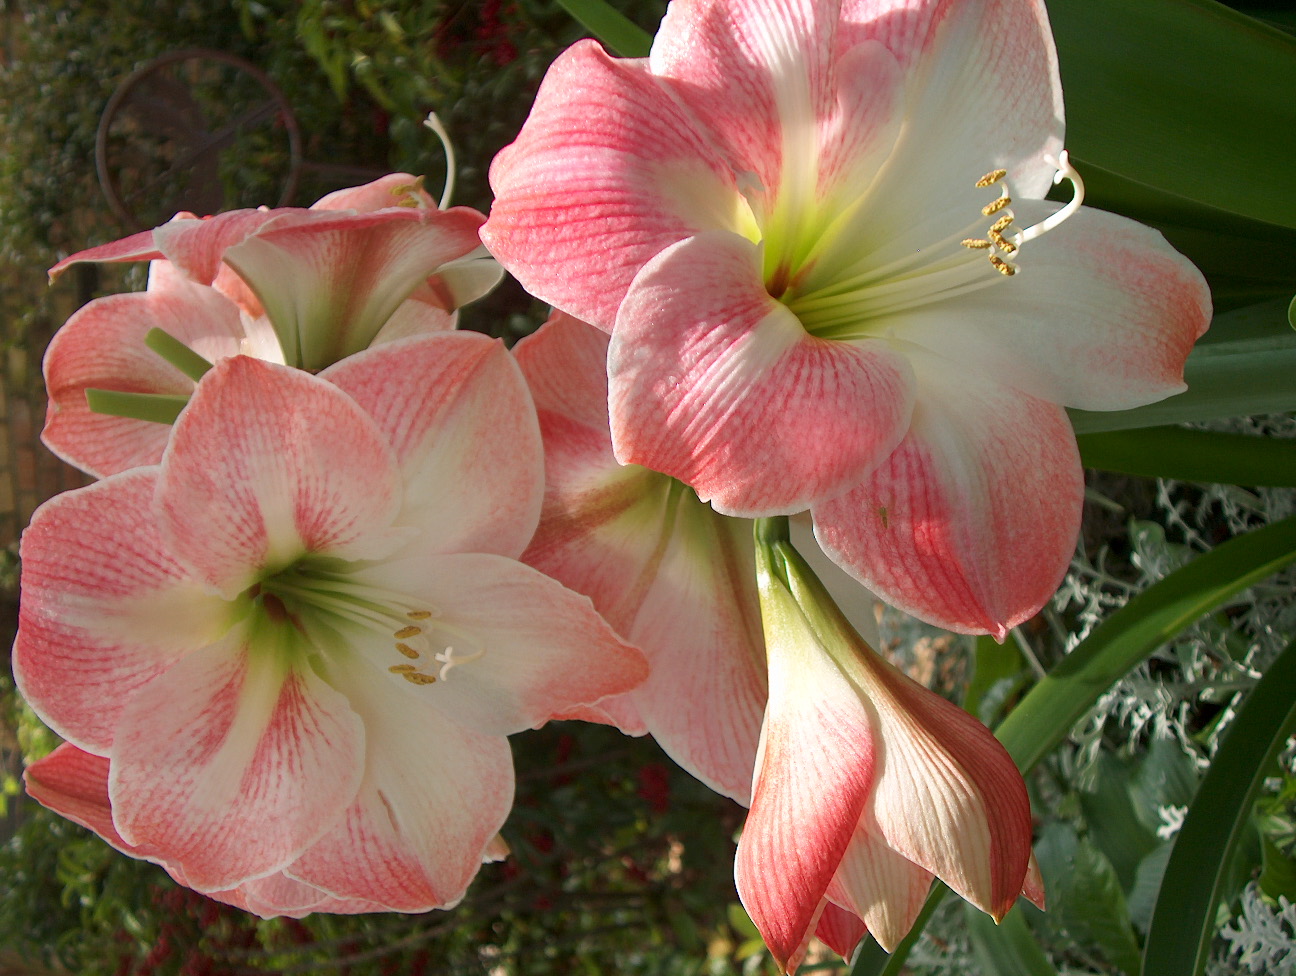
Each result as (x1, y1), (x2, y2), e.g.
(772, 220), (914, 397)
(109, 638), (365, 892)
(828, 827), (933, 951)
(287, 655), (515, 911)
(156, 356), (403, 595)
(152, 208), (308, 283)
(41, 279), (250, 477)
(485, 40), (746, 330)
(813, 354), (1082, 636)
(14, 470), (231, 753)
(24, 744), (134, 853)
(350, 552), (647, 737)
(815, 900), (868, 962)
(610, 232), (915, 517)
(369, 297), (457, 345)
(310, 172), (435, 211)
(735, 579), (877, 971)
(321, 333), (543, 559)
(48, 228), (164, 278)
(847, 653), (1032, 922)
(890, 203), (1211, 411)
(222, 207), (486, 369)
(206, 871), (388, 919)
(516, 313), (766, 799)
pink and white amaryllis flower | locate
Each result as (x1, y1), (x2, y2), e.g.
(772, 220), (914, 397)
(513, 310), (767, 803)
(44, 173), (502, 478)
(483, 0), (1211, 637)
(741, 530), (1037, 969)
(15, 334), (646, 914)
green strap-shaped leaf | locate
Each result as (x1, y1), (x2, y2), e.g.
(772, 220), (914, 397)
(556, 0), (653, 57)
(852, 515), (1296, 976)
(1142, 637), (1296, 976)
(1077, 426), (1296, 487)
(997, 514), (1296, 772)
(1047, 0), (1296, 231)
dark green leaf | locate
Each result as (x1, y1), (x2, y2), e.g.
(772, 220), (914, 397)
(1080, 753), (1160, 891)
(1143, 638), (1296, 976)
(965, 634), (1027, 723)
(1065, 840), (1143, 976)
(1047, 0), (1296, 230)
(556, 0), (653, 56)
(1078, 426), (1296, 487)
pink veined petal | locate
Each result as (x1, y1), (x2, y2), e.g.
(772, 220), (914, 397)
(736, 581), (877, 971)
(1022, 850), (1045, 910)
(815, 899), (869, 962)
(24, 744), (134, 854)
(287, 654), (515, 912)
(108, 636), (366, 892)
(48, 227), (164, 278)
(889, 202), (1212, 411)
(610, 231), (915, 517)
(516, 312), (766, 798)
(846, 651), (1032, 921)
(485, 40), (749, 330)
(423, 245), (505, 310)
(649, 0), (839, 213)
(813, 353), (1082, 637)
(152, 208), (311, 284)
(222, 207), (486, 369)
(827, 826), (933, 952)
(14, 469), (233, 754)
(310, 172), (435, 211)
(321, 332), (543, 559)
(156, 356), (404, 595)
(349, 552), (647, 737)
(804, 0), (1063, 287)
(204, 870), (390, 919)
(41, 278), (251, 477)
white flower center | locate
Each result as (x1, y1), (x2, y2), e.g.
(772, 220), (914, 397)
(772, 151), (1085, 341)
(250, 558), (486, 687)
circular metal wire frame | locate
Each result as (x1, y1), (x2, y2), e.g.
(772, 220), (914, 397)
(95, 48), (303, 230)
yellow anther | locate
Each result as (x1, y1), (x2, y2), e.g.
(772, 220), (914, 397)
(402, 671), (438, 685)
(393, 625), (422, 639)
(982, 194), (1011, 216)
(407, 610), (432, 620)
(989, 214), (1014, 235)
(988, 230), (1017, 254)
(975, 168), (1007, 188)
(389, 664), (418, 674)
(395, 643), (419, 659)
(988, 254), (1017, 276)
(961, 238), (993, 250)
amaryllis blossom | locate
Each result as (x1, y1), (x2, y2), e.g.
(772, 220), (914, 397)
(44, 173), (502, 478)
(484, 0), (1211, 636)
(742, 531), (1039, 969)
(16, 334), (646, 914)
(514, 310), (768, 802)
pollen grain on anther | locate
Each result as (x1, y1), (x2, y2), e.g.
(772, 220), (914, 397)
(988, 254), (1017, 276)
(975, 168), (1007, 188)
(989, 215), (1014, 235)
(395, 642), (420, 659)
(402, 672), (438, 685)
(961, 238), (992, 250)
(393, 625), (422, 639)
(406, 610), (432, 620)
(389, 664), (418, 674)
(982, 194), (1011, 216)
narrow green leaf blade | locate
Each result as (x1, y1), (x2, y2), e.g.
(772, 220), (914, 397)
(997, 514), (1296, 773)
(556, 0), (653, 56)
(1143, 637), (1296, 976)
(1078, 427), (1296, 487)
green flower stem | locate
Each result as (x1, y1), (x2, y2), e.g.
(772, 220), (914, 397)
(84, 389), (189, 425)
(144, 327), (214, 381)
